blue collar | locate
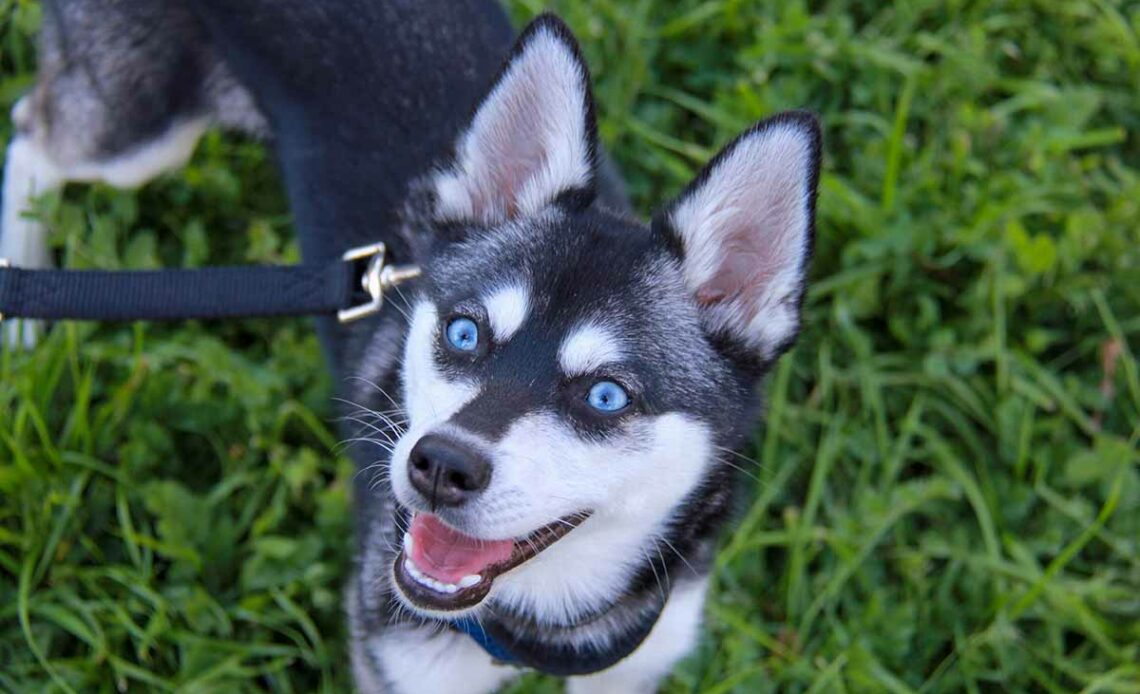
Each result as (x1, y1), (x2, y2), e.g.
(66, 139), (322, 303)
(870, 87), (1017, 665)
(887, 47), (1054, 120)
(449, 616), (520, 665)
(446, 596), (665, 676)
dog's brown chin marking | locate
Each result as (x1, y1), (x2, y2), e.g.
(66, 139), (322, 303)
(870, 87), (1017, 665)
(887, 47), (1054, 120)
(392, 512), (590, 612)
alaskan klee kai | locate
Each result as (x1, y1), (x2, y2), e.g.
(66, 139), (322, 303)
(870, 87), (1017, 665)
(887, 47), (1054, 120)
(2, 1), (821, 691)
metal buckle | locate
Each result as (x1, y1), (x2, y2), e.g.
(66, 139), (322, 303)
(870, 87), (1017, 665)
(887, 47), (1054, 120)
(337, 243), (421, 323)
(0, 258), (8, 324)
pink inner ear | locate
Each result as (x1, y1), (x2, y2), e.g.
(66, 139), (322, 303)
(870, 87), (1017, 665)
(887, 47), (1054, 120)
(469, 111), (549, 219)
(692, 189), (801, 313)
(696, 240), (769, 307)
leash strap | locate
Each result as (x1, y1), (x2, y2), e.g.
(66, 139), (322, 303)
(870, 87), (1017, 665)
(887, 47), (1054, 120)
(0, 243), (419, 324)
(0, 263), (351, 321)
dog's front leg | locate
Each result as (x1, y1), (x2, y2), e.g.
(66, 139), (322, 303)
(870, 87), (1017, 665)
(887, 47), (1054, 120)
(2, 112), (62, 348)
(566, 578), (709, 694)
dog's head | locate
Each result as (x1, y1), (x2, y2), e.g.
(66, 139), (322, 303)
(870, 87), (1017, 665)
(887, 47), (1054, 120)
(385, 15), (820, 621)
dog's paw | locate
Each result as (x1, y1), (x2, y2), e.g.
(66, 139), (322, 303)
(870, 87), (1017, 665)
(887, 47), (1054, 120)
(2, 319), (43, 350)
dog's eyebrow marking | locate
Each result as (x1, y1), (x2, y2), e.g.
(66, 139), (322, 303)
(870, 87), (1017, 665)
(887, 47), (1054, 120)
(559, 322), (624, 376)
(483, 283), (530, 342)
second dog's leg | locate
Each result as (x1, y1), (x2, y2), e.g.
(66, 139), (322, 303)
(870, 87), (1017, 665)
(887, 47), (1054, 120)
(1, 125), (62, 348)
(1, 137), (58, 269)
(1, 115), (208, 348)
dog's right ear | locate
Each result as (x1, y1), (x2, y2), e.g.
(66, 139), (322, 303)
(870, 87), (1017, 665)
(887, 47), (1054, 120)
(427, 14), (600, 225)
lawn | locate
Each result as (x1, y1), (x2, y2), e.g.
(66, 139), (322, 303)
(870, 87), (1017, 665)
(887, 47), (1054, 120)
(2, 0), (1139, 691)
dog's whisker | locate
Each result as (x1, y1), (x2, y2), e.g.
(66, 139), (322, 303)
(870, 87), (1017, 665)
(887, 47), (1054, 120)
(712, 449), (767, 486)
(715, 445), (768, 471)
(362, 467), (392, 484)
(334, 400), (409, 432)
(340, 422), (405, 445)
(338, 434), (396, 456)
(338, 383), (407, 415)
(388, 284), (415, 321)
(338, 437), (396, 454)
(652, 539), (671, 585)
(333, 394), (407, 415)
(360, 467), (392, 487)
(338, 414), (401, 440)
(652, 560), (669, 606)
(335, 419), (404, 447)
(655, 535), (698, 577)
(641, 544), (668, 608)
(335, 409), (409, 428)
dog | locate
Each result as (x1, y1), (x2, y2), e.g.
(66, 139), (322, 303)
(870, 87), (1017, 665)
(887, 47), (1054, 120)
(2, 2), (821, 691)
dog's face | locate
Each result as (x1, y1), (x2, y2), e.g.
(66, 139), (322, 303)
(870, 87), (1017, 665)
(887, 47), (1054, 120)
(384, 17), (820, 622)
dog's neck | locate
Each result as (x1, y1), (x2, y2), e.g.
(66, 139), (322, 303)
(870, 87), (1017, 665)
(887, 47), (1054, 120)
(446, 577), (667, 675)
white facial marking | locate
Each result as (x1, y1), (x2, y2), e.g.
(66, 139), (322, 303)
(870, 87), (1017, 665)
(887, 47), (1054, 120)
(389, 301), (481, 508)
(559, 322), (625, 377)
(400, 301), (480, 427)
(478, 412), (714, 623)
(483, 283), (530, 342)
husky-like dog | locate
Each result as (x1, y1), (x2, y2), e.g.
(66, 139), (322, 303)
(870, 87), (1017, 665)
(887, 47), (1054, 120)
(2, 1), (820, 691)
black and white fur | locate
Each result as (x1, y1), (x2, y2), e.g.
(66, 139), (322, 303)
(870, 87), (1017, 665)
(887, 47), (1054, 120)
(2, 3), (820, 692)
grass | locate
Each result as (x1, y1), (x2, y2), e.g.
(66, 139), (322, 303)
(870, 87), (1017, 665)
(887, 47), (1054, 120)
(2, 0), (1139, 691)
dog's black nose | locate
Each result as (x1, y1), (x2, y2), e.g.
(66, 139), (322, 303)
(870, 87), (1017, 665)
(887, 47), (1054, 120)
(408, 434), (491, 507)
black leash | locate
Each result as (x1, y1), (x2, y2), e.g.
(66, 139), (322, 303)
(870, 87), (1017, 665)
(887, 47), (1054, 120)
(0, 243), (419, 325)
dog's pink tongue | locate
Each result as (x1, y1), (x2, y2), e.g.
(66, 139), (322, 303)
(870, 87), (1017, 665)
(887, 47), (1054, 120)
(408, 514), (514, 584)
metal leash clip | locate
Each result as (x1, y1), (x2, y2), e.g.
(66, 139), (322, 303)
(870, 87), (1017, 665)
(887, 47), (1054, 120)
(338, 242), (422, 323)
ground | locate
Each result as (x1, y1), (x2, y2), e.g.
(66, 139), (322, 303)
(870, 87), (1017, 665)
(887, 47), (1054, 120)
(1, 0), (1138, 691)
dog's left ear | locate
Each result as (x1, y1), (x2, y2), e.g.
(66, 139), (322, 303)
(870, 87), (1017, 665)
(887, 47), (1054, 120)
(430, 14), (598, 224)
(656, 112), (822, 359)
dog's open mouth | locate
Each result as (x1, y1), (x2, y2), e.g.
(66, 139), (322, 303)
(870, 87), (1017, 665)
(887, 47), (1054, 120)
(393, 511), (589, 612)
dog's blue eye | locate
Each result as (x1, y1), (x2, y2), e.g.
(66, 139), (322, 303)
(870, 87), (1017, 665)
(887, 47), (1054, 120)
(587, 380), (629, 413)
(445, 317), (479, 352)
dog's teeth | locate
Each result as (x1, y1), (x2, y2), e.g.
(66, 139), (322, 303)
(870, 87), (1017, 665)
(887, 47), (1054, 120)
(404, 556), (461, 594)
(458, 574), (482, 589)
(428, 577), (456, 593)
(403, 532), (414, 555)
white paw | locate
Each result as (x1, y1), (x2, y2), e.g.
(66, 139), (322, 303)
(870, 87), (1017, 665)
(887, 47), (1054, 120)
(2, 319), (43, 350)
(3, 135), (62, 349)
